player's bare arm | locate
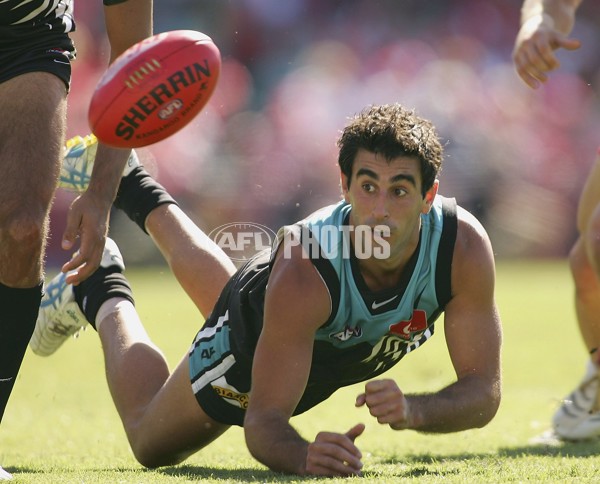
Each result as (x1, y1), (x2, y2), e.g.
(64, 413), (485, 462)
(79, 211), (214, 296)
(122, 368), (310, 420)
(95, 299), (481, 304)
(513, 0), (582, 88)
(357, 206), (502, 432)
(244, 242), (364, 477)
(62, 0), (153, 283)
(413, 206), (501, 432)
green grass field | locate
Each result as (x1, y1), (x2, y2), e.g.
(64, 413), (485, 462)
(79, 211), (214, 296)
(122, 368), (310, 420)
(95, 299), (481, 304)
(3, 260), (600, 483)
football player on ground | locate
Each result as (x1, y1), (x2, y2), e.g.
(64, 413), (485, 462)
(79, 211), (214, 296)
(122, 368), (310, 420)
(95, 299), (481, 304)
(32, 103), (502, 477)
(513, 0), (600, 441)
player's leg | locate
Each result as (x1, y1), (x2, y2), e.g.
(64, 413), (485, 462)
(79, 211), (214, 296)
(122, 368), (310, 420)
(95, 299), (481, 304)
(570, 238), (600, 357)
(0, 72), (66, 422)
(572, 151), (600, 358)
(96, 298), (229, 467)
(109, 164), (236, 316)
(33, 239), (231, 465)
(144, 204), (236, 316)
(552, 151), (600, 440)
(57, 136), (237, 315)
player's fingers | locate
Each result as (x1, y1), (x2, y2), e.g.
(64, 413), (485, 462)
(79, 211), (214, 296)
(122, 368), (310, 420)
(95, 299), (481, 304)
(62, 259), (85, 285)
(554, 37), (581, 52)
(61, 237), (104, 285)
(345, 423), (365, 442)
(355, 393), (366, 407)
(529, 39), (560, 72)
(61, 209), (82, 252)
(514, 52), (547, 89)
(307, 435), (363, 476)
(364, 378), (398, 396)
(307, 454), (363, 477)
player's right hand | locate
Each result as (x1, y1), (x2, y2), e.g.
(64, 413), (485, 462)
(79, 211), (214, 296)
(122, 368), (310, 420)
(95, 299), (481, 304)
(304, 423), (365, 476)
(513, 21), (581, 89)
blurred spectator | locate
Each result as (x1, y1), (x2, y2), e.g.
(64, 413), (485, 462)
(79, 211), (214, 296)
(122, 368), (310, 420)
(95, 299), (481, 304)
(48, 0), (600, 265)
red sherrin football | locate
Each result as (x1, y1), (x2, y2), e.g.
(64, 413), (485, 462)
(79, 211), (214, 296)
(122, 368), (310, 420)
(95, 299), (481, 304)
(88, 30), (221, 148)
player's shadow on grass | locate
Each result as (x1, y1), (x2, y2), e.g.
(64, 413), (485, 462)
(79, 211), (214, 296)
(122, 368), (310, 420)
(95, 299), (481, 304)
(158, 465), (284, 482)
(155, 441), (600, 481)
(498, 439), (600, 458)
(370, 441), (600, 480)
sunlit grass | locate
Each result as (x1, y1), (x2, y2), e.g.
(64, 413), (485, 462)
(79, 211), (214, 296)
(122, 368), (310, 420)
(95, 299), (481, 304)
(3, 260), (600, 482)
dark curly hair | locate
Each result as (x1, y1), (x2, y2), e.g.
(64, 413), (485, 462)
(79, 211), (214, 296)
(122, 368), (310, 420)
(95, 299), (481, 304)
(337, 104), (443, 196)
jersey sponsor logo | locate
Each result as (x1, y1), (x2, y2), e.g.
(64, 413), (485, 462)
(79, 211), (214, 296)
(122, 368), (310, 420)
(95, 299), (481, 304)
(371, 295), (399, 310)
(330, 325), (363, 342)
(389, 309), (427, 340)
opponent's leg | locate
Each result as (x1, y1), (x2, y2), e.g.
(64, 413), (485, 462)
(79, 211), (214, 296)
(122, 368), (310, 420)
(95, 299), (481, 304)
(552, 151), (600, 440)
(570, 238), (600, 356)
(0, 72), (66, 422)
(572, 152), (600, 357)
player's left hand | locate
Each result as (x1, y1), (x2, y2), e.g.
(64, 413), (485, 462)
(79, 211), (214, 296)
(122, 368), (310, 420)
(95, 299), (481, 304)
(356, 379), (411, 430)
(61, 190), (110, 285)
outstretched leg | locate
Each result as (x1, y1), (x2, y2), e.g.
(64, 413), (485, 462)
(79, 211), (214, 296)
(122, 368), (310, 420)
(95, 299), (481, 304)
(54, 136), (237, 317)
(33, 239), (232, 467)
(111, 165), (237, 316)
(36, 148), (240, 464)
(144, 203), (236, 316)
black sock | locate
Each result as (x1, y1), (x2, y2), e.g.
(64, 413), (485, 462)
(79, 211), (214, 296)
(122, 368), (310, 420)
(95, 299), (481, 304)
(73, 267), (135, 329)
(0, 282), (42, 423)
(114, 166), (178, 233)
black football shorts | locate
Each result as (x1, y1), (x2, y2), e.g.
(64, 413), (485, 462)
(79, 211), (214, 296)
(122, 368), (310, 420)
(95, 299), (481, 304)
(0, 21), (76, 91)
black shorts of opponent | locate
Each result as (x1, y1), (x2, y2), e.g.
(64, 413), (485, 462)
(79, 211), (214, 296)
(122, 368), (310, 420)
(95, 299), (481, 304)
(0, 21), (76, 91)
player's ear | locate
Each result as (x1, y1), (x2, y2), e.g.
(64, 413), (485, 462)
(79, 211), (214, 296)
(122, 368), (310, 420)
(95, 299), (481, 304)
(340, 172), (350, 203)
(422, 179), (439, 214)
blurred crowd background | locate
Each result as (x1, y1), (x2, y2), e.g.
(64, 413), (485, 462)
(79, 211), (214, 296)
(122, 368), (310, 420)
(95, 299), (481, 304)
(47, 0), (600, 266)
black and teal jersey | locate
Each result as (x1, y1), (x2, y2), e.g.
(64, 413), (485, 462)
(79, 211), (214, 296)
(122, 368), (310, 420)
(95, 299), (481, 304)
(190, 195), (457, 424)
(277, 195), (457, 412)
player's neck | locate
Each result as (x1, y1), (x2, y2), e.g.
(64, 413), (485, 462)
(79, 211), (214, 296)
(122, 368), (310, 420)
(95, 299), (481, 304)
(356, 240), (418, 292)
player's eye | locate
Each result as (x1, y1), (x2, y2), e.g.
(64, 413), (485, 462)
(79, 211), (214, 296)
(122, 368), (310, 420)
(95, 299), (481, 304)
(362, 183), (375, 193)
(393, 187), (407, 197)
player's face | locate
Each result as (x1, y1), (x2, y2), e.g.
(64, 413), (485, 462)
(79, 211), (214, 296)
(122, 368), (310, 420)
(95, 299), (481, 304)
(341, 149), (438, 256)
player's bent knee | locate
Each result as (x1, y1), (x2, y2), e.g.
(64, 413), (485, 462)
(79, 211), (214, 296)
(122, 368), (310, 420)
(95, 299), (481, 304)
(131, 442), (186, 469)
(570, 238), (600, 295)
(570, 238), (591, 279)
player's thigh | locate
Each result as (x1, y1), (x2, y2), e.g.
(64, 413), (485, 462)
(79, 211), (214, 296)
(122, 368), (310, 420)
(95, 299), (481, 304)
(0, 72), (67, 211)
(134, 353), (230, 466)
(577, 151), (600, 235)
